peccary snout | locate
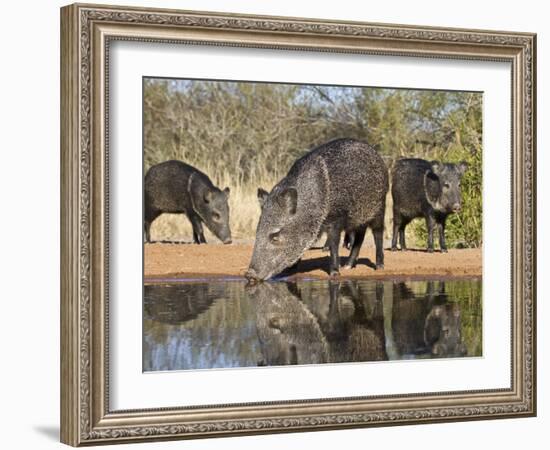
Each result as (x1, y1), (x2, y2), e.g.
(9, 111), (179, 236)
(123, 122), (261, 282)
(244, 267), (260, 282)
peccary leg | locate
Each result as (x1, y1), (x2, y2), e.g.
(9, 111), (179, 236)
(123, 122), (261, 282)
(327, 228), (341, 277)
(399, 222), (408, 251)
(344, 226), (366, 269)
(322, 233), (330, 252)
(144, 221), (152, 243)
(326, 232), (353, 251)
(437, 218), (447, 253)
(392, 214), (407, 251)
(144, 209), (160, 243)
(426, 215), (436, 253)
(373, 226), (385, 269)
(189, 213), (207, 244)
(391, 218), (400, 251)
(343, 232), (355, 250)
(328, 280), (341, 316)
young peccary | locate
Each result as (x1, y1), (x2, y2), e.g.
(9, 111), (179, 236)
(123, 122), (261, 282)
(246, 138), (388, 280)
(391, 159), (467, 253)
(144, 160), (232, 244)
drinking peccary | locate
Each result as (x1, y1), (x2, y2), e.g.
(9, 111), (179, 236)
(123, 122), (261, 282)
(246, 138), (388, 280)
(144, 160), (232, 244)
(391, 159), (467, 253)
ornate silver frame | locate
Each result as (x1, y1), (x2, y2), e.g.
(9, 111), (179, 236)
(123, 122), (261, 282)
(60, 3), (536, 446)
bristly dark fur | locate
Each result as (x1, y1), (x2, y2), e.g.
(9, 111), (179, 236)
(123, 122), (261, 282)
(247, 138), (388, 280)
(144, 160), (232, 244)
(391, 158), (468, 253)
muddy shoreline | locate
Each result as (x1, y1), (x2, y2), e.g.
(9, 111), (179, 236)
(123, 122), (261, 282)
(144, 243), (482, 283)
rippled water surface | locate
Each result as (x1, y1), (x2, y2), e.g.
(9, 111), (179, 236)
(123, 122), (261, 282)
(143, 278), (482, 371)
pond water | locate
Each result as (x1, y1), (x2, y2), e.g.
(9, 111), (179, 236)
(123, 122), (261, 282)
(143, 278), (482, 372)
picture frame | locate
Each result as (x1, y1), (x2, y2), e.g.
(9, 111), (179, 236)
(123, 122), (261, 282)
(60, 2), (536, 446)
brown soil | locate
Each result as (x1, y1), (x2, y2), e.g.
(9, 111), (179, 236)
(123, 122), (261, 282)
(144, 243), (482, 281)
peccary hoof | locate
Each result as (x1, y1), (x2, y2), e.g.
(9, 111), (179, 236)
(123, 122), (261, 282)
(427, 248), (434, 253)
(330, 269), (340, 277)
(342, 263), (354, 270)
(441, 248), (448, 253)
(375, 264), (384, 270)
(322, 245), (329, 252)
(390, 246), (398, 252)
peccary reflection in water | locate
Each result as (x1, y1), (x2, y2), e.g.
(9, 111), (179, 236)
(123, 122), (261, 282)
(247, 280), (468, 367)
(143, 279), (476, 371)
(249, 281), (388, 367)
(144, 284), (226, 324)
(391, 281), (467, 358)
(302, 281), (388, 363)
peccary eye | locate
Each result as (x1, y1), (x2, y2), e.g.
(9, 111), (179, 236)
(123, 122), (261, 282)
(269, 231), (281, 244)
(212, 212), (221, 221)
(443, 183), (450, 189)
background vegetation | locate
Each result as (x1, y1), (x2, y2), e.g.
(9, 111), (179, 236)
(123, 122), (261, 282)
(144, 78), (482, 247)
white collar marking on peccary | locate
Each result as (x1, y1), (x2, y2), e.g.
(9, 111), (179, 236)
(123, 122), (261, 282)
(187, 171), (206, 224)
(423, 170), (443, 212)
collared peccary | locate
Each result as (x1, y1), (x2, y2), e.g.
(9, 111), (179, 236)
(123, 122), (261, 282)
(391, 158), (468, 253)
(246, 138), (388, 280)
(144, 160), (232, 244)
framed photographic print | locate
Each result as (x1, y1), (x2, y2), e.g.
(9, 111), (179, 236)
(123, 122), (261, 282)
(60, 3), (536, 446)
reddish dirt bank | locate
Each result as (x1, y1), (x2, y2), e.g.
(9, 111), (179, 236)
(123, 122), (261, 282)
(144, 243), (482, 281)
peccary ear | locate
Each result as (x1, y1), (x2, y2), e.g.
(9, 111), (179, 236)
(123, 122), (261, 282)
(457, 161), (468, 175)
(223, 187), (230, 197)
(257, 188), (269, 207)
(430, 161), (443, 175)
(276, 187), (298, 215)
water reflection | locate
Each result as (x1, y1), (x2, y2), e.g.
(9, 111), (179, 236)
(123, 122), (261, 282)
(143, 278), (481, 371)
(144, 284), (219, 324)
(389, 281), (468, 358)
